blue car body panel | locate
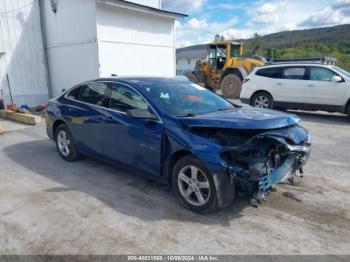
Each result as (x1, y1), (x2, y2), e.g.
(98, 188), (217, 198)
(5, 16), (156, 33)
(179, 106), (300, 130)
(45, 77), (311, 207)
(101, 109), (165, 177)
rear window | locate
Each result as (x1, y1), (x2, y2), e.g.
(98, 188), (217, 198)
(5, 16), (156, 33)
(67, 87), (80, 100)
(255, 67), (283, 78)
(256, 66), (306, 80)
(283, 67), (306, 80)
(76, 82), (108, 106)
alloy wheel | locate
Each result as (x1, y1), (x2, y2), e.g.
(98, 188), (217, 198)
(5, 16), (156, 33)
(57, 130), (71, 157)
(254, 95), (270, 108)
(177, 165), (210, 206)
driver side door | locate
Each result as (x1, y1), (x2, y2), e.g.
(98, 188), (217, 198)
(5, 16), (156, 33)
(102, 82), (165, 177)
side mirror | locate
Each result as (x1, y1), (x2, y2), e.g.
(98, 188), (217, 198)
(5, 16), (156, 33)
(126, 109), (158, 120)
(331, 75), (342, 82)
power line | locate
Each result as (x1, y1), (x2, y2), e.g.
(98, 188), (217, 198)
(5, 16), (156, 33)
(0, 0), (37, 15)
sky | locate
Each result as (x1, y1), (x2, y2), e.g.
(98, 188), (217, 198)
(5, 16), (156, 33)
(162, 0), (350, 47)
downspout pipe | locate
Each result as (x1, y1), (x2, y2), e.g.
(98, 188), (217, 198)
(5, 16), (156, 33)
(38, 0), (53, 98)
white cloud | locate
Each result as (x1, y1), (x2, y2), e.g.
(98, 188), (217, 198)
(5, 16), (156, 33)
(257, 3), (278, 14)
(220, 29), (256, 40)
(174, 0), (350, 48)
(250, 13), (279, 25)
(248, 1), (286, 26)
(175, 17), (239, 47)
(187, 18), (208, 29)
(216, 2), (246, 10)
(299, 0), (350, 27)
(162, 0), (206, 13)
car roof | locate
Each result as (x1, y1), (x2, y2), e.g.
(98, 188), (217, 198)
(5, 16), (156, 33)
(76, 76), (187, 88)
(257, 63), (334, 69)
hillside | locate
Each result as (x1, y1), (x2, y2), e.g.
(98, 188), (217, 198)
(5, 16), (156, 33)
(241, 24), (350, 70)
(243, 24), (350, 49)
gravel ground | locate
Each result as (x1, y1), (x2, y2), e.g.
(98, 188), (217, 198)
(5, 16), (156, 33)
(0, 110), (349, 255)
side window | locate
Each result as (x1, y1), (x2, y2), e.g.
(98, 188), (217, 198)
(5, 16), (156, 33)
(109, 84), (149, 113)
(256, 67), (283, 78)
(77, 82), (108, 106)
(230, 44), (240, 57)
(67, 87), (81, 100)
(310, 67), (337, 81)
(282, 67), (306, 80)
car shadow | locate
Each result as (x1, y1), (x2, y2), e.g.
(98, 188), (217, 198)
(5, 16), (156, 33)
(288, 110), (349, 126)
(4, 139), (249, 226)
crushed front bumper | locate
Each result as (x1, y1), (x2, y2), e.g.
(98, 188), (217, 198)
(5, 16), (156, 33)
(220, 127), (311, 206)
(259, 144), (310, 189)
(260, 143), (310, 189)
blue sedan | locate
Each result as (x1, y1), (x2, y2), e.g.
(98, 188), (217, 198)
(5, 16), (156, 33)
(45, 77), (311, 213)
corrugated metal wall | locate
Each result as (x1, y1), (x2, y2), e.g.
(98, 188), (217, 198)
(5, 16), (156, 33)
(40, 0), (100, 97)
(0, 0), (48, 106)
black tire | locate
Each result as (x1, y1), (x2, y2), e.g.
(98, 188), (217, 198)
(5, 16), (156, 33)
(250, 91), (274, 109)
(172, 155), (218, 213)
(220, 74), (242, 99)
(55, 124), (80, 161)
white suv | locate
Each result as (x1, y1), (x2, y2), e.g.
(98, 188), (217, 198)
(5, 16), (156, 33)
(240, 64), (350, 119)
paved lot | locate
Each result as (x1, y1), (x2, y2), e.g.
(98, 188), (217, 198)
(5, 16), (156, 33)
(0, 111), (350, 255)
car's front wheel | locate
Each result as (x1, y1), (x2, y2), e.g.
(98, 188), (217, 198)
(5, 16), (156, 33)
(55, 124), (79, 161)
(172, 156), (218, 213)
(251, 91), (274, 109)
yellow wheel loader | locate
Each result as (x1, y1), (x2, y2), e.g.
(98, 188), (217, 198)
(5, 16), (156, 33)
(187, 41), (266, 98)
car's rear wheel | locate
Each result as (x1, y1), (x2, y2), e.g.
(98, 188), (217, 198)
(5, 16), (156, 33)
(220, 74), (242, 99)
(251, 91), (274, 109)
(172, 156), (218, 213)
(55, 124), (79, 161)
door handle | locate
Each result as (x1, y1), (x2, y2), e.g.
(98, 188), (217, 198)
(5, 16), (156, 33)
(307, 84), (315, 87)
(277, 82), (283, 86)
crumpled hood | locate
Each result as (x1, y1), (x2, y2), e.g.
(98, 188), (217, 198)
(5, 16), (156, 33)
(180, 106), (300, 130)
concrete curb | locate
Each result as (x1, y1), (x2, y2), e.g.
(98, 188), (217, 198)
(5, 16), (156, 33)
(0, 110), (41, 125)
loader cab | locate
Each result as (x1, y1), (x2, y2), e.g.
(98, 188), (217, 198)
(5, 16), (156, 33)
(209, 44), (227, 70)
(209, 42), (243, 70)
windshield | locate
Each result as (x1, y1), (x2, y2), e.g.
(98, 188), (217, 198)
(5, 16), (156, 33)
(132, 79), (236, 117)
(332, 66), (350, 78)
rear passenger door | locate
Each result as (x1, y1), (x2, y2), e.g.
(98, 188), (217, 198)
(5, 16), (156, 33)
(65, 82), (109, 156)
(274, 66), (306, 104)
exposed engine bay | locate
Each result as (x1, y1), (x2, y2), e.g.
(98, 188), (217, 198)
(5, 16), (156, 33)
(189, 125), (311, 206)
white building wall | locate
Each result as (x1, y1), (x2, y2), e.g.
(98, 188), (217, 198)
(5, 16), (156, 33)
(176, 58), (200, 75)
(126, 0), (161, 9)
(40, 0), (100, 97)
(96, 3), (175, 77)
(0, 0), (48, 106)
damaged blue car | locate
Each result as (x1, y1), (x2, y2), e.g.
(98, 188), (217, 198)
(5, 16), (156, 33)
(45, 77), (311, 213)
